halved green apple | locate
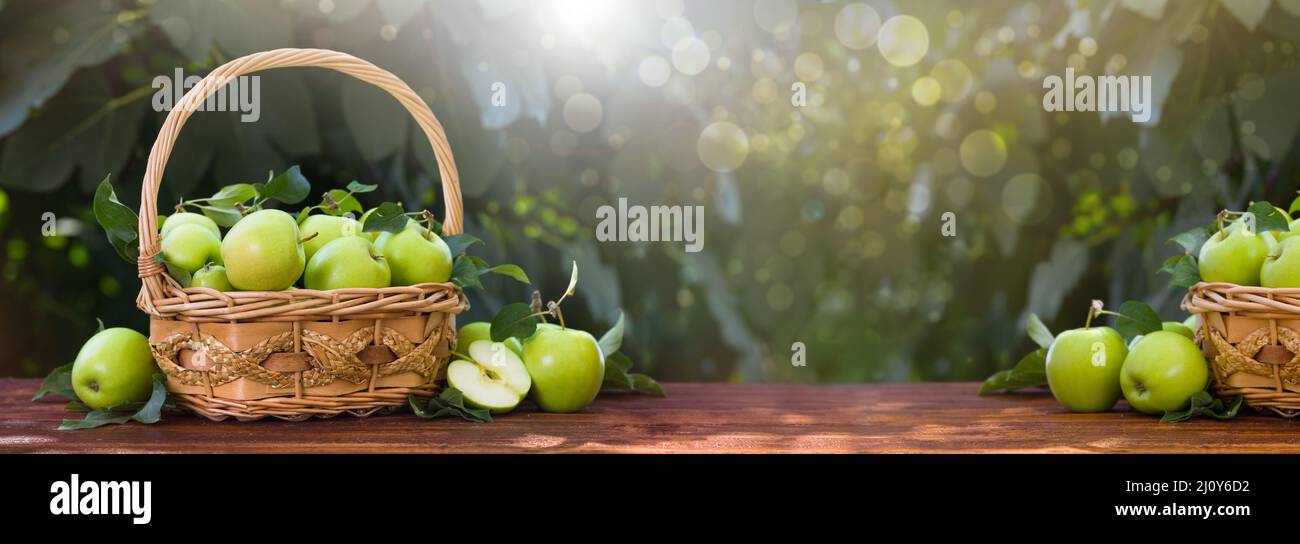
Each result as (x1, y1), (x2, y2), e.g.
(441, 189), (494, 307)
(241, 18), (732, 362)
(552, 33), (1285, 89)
(446, 340), (532, 413)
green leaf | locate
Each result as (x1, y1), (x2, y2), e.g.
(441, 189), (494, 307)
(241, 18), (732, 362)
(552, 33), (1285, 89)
(1168, 225), (1211, 255)
(490, 302), (537, 342)
(488, 264), (530, 285)
(601, 352), (665, 396)
(32, 362), (76, 401)
(197, 204), (244, 228)
(443, 233), (483, 257)
(408, 388), (492, 423)
(1114, 300), (1163, 341)
(261, 165), (310, 205)
(92, 175), (139, 263)
(361, 201), (409, 234)
(1159, 255), (1201, 288)
(1160, 392), (1243, 423)
(347, 181), (378, 194)
(324, 189), (364, 216)
(296, 207), (313, 225)
(978, 347), (1049, 395)
(451, 255), (490, 289)
(564, 260), (579, 297)
(208, 183), (257, 207)
(599, 311), (625, 356)
(57, 374), (171, 430)
(1246, 201), (1289, 233)
(1289, 194), (1300, 216)
(1026, 314), (1054, 350)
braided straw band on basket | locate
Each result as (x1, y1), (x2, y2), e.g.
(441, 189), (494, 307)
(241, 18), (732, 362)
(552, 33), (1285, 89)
(132, 49), (468, 421)
(1184, 282), (1300, 417)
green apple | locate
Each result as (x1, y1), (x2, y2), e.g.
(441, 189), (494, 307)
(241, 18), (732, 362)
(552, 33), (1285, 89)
(221, 209), (306, 291)
(1162, 321), (1195, 339)
(191, 263), (234, 291)
(1120, 331), (1209, 415)
(1044, 326), (1128, 412)
(304, 236), (390, 290)
(374, 223), (453, 285)
(457, 322), (523, 358)
(521, 326), (605, 413)
(357, 208), (381, 241)
(161, 223), (222, 273)
(299, 214), (363, 263)
(1198, 220), (1269, 285)
(1262, 235), (1300, 288)
(446, 340), (532, 413)
(160, 211), (220, 239)
(71, 328), (158, 410)
(1183, 314), (1199, 332)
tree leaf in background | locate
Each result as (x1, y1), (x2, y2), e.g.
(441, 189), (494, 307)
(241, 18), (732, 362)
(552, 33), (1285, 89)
(978, 347), (1049, 395)
(32, 362), (76, 401)
(1221, 0), (1271, 31)
(1115, 300), (1164, 341)
(341, 77), (408, 162)
(148, 0), (293, 63)
(490, 302), (537, 342)
(1026, 314), (1054, 350)
(92, 175), (140, 263)
(1159, 255), (1201, 288)
(346, 181), (378, 194)
(0, 2), (143, 137)
(361, 201), (409, 233)
(1246, 201), (1289, 232)
(599, 311), (625, 356)
(260, 165), (310, 205)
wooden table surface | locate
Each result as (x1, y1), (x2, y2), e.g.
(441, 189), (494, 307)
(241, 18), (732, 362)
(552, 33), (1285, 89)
(2, 378), (1298, 453)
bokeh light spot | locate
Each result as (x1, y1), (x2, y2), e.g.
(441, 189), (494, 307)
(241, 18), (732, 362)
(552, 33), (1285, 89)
(563, 93), (603, 133)
(878, 15), (929, 66)
(697, 122), (750, 172)
(959, 130), (1007, 177)
(672, 37), (711, 75)
(911, 76), (941, 106)
(834, 3), (881, 50)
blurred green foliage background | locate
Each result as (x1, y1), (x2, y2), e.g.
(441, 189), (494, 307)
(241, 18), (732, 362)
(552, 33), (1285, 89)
(2, 0), (1299, 383)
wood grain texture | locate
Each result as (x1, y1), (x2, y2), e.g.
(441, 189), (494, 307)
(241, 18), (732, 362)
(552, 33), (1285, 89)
(3, 378), (1299, 453)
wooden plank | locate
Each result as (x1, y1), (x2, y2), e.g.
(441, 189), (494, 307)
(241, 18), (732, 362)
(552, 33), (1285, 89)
(3, 378), (1300, 453)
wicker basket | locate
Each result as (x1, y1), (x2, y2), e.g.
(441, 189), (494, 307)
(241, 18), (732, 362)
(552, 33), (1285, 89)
(135, 48), (467, 421)
(1184, 282), (1300, 417)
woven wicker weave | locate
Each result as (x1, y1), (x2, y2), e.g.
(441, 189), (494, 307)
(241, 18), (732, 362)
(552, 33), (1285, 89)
(1184, 282), (1300, 417)
(135, 48), (467, 421)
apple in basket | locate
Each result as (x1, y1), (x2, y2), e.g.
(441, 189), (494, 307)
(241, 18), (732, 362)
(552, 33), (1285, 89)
(1198, 217), (1268, 286)
(221, 209), (306, 291)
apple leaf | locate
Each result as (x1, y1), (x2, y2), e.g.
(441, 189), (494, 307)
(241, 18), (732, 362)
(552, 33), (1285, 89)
(259, 165), (311, 205)
(1160, 391), (1243, 423)
(324, 189), (364, 216)
(92, 175), (139, 263)
(1289, 194), (1300, 216)
(346, 181), (378, 194)
(490, 302), (537, 342)
(488, 264), (530, 284)
(362, 201), (409, 234)
(198, 204), (244, 228)
(1159, 255), (1201, 288)
(408, 388), (492, 423)
(57, 374), (173, 430)
(32, 362), (76, 401)
(208, 183), (257, 207)
(1246, 201), (1289, 233)
(1026, 314), (1053, 350)
(564, 260), (578, 297)
(1168, 225), (1212, 255)
(296, 207), (313, 225)
(442, 233), (482, 257)
(978, 347), (1048, 395)
(601, 352), (666, 396)
(1114, 300), (1163, 341)
(451, 255), (490, 289)
(599, 311), (625, 356)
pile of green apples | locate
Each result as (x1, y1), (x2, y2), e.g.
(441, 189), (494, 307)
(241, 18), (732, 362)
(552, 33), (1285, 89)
(448, 321), (606, 413)
(159, 207), (452, 292)
(1198, 209), (1300, 287)
(1045, 305), (1207, 415)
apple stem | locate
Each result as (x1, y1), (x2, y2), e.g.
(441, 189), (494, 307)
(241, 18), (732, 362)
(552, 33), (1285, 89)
(298, 232), (320, 245)
(422, 210), (437, 238)
(1085, 299), (1105, 329)
(174, 201), (186, 214)
(531, 291), (549, 324)
(550, 302), (566, 329)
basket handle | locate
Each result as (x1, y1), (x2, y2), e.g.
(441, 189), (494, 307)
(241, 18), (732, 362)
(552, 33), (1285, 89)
(136, 48), (463, 305)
